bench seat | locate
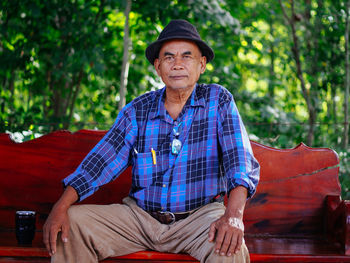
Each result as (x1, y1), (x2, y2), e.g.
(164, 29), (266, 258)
(1, 233), (350, 262)
(0, 130), (349, 262)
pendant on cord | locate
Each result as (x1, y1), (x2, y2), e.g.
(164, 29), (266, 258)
(171, 138), (182, 155)
(171, 121), (183, 155)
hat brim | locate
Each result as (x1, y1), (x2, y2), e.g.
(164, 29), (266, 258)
(146, 36), (214, 65)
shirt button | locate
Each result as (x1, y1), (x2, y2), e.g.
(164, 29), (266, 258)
(163, 184), (166, 188)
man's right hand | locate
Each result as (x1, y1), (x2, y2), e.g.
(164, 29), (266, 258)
(43, 205), (70, 256)
(43, 186), (78, 256)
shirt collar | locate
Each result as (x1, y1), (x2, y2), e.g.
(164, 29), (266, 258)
(149, 84), (206, 121)
(191, 83), (206, 108)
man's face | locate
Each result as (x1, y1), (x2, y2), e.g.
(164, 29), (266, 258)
(154, 40), (207, 91)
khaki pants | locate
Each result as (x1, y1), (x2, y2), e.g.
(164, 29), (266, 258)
(52, 197), (250, 263)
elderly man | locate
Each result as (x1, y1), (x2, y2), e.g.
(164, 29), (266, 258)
(43, 19), (260, 263)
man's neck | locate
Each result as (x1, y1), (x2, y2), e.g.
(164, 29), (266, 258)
(164, 85), (195, 120)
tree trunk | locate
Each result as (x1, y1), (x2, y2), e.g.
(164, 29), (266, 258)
(8, 69), (15, 111)
(64, 69), (84, 130)
(7, 69), (15, 128)
(344, 0), (350, 148)
(305, 0), (322, 146)
(268, 16), (276, 103)
(331, 84), (339, 142)
(118, 0), (132, 112)
(279, 0), (316, 146)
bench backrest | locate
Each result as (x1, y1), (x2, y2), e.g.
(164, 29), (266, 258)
(0, 130), (341, 238)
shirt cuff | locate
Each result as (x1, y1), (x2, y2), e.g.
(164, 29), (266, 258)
(62, 176), (86, 202)
(227, 178), (256, 198)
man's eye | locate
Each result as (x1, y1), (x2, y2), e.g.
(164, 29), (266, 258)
(164, 56), (174, 62)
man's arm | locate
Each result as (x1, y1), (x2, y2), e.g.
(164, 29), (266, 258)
(42, 104), (138, 255)
(43, 186), (78, 256)
(208, 186), (247, 256)
(210, 89), (259, 256)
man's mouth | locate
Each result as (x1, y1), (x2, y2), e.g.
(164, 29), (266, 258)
(169, 75), (187, 80)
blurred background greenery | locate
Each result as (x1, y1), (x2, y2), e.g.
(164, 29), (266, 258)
(0, 0), (349, 198)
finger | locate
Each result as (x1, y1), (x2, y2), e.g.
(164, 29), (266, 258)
(214, 228), (225, 254)
(49, 227), (59, 255)
(61, 222), (69, 243)
(227, 232), (238, 256)
(219, 231), (233, 256)
(43, 224), (51, 254)
(234, 232), (243, 254)
(208, 222), (217, 242)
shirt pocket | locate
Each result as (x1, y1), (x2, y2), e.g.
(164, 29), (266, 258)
(132, 151), (156, 188)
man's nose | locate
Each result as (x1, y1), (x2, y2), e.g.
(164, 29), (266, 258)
(172, 57), (184, 69)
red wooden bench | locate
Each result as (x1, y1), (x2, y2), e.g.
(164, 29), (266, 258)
(0, 129), (349, 262)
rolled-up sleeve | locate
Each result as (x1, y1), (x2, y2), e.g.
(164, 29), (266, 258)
(218, 94), (260, 198)
(63, 105), (138, 201)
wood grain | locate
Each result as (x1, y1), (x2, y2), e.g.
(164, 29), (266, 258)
(0, 130), (349, 262)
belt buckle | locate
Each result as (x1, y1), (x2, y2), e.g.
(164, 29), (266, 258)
(160, 211), (176, 224)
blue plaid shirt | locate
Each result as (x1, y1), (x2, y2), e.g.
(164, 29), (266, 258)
(64, 84), (260, 213)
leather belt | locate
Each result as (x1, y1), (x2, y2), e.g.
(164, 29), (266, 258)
(149, 193), (225, 225)
(149, 211), (192, 225)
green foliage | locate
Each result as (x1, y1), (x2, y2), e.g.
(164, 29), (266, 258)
(1, 0), (122, 133)
(1, 0), (349, 198)
(339, 148), (350, 200)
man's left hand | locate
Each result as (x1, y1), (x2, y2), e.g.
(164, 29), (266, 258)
(208, 214), (244, 256)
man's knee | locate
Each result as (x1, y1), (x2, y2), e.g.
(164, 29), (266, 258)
(67, 205), (81, 221)
(201, 242), (250, 263)
(66, 205), (89, 231)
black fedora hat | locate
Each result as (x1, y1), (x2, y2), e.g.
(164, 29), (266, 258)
(146, 19), (214, 65)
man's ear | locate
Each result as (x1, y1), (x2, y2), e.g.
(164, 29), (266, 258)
(200, 56), (207, 74)
(154, 58), (161, 76)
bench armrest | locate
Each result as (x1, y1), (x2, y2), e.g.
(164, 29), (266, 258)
(326, 195), (350, 255)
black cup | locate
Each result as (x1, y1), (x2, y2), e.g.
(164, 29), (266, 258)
(15, 211), (36, 245)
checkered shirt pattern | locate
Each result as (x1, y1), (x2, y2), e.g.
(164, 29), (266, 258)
(63, 84), (260, 213)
